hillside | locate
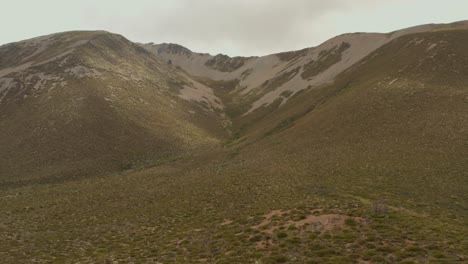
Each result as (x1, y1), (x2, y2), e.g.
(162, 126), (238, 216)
(0, 22), (467, 263)
(142, 21), (468, 122)
(0, 31), (227, 186)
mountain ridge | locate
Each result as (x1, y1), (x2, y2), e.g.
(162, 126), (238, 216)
(1, 20), (467, 263)
(140, 20), (468, 58)
(0, 30), (228, 185)
(141, 20), (468, 117)
(2, 21), (468, 185)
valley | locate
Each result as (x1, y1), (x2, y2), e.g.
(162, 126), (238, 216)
(0, 21), (467, 263)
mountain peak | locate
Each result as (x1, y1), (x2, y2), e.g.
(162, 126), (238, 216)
(147, 42), (193, 56)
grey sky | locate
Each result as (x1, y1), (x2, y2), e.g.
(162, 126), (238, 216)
(1, 0), (467, 56)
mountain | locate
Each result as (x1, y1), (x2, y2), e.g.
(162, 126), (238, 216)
(1, 21), (467, 263)
(0, 31), (230, 186)
(141, 21), (468, 124)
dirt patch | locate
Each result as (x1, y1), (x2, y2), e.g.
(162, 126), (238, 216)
(253, 209), (361, 234)
(287, 214), (359, 231)
(221, 219), (233, 226)
(256, 239), (276, 250)
(252, 209), (291, 229)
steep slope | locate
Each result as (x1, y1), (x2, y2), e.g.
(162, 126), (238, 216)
(1, 23), (467, 263)
(139, 25), (467, 262)
(142, 20), (468, 127)
(0, 31), (227, 185)
(232, 28), (468, 204)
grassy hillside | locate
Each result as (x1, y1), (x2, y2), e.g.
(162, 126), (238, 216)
(0, 31), (226, 186)
(0, 28), (467, 263)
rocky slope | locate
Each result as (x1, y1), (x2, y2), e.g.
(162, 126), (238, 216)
(141, 20), (468, 119)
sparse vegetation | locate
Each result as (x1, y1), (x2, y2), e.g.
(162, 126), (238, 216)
(0, 24), (467, 263)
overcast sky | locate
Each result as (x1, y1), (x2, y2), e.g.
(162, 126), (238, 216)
(1, 0), (467, 56)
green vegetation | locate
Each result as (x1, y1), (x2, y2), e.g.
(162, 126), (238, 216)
(1, 26), (467, 263)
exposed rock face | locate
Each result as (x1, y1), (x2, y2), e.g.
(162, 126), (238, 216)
(142, 21), (468, 115)
(205, 54), (247, 72)
(154, 43), (192, 57)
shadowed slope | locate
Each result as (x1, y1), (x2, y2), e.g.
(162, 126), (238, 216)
(0, 31), (227, 185)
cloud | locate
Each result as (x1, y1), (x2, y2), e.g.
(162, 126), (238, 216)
(2, 0), (466, 56)
(88, 0), (373, 56)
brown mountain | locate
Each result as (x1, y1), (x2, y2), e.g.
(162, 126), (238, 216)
(0, 31), (226, 185)
(1, 21), (467, 263)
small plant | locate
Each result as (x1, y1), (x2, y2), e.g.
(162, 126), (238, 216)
(277, 232), (288, 239)
(267, 254), (288, 263)
(249, 235), (262, 242)
(345, 218), (357, 227)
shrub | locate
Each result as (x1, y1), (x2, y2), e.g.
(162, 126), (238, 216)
(277, 232), (288, 239)
(268, 255), (288, 263)
(249, 235), (262, 242)
(345, 218), (357, 227)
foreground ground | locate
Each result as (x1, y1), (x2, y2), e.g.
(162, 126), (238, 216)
(1, 141), (466, 263)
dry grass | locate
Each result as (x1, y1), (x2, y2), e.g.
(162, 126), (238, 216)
(0, 29), (467, 263)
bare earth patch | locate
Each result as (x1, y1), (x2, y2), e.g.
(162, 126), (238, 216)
(250, 209), (363, 250)
(253, 209), (362, 234)
(256, 239), (276, 250)
(221, 219), (233, 226)
(252, 209), (291, 229)
(288, 214), (359, 231)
